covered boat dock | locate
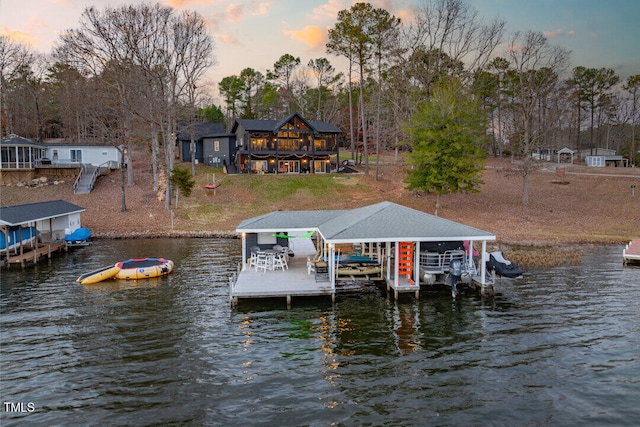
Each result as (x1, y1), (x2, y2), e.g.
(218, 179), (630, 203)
(0, 200), (86, 267)
(231, 201), (496, 306)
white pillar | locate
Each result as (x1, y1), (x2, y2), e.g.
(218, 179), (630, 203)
(394, 242), (399, 287)
(414, 241), (420, 286)
(480, 240), (487, 285)
(241, 233), (247, 270)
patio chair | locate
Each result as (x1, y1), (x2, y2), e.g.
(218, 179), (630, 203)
(249, 246), (261, 269)
(273, 252), (287, 271)
(254, 252), (270, 273)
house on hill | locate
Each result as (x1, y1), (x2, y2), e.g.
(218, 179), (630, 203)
(177, 122), (235, 169)
(231, 113), (342, 174)
(1, 134), (120, 186)
(178, 114), (344, 174)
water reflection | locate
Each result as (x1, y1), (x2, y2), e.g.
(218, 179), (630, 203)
(1, 240), (639, 426)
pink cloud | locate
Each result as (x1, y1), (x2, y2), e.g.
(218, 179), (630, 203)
(166, 0), (219, 8)
(1, 26), (38, 48)
(311, 0), (350, 20)
(544, 29), (576, 39)
(226, 4), (244, 22)
(282, 24), (328, 52)
(215, 33), (242, 46)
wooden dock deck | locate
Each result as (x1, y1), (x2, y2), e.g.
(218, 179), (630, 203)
(623, 239), (640, 265)
(230, 238), (335, 306)
(4, 241), (67, 267)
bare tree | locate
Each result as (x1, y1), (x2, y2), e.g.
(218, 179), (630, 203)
(506, 30), (570, 204)
(0, 37), (35, 137)
(56, 5), (142, 187)
(407, 0), (505, 92)
(624, 75), (640, 166)
(56, 4), (215, 210)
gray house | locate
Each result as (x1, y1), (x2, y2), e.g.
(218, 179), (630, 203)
(231, 113), (342, 174)
(177, 122), (236, 169)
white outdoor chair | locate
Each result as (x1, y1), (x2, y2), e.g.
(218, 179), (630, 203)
(254, 252), (270, 273)
(273, 253), (287, 271)
(249, 246), (260, 269)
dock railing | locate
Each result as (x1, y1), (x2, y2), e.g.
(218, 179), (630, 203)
(419, 250), (474, 275)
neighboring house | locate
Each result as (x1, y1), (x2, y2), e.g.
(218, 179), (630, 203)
(177, 122), (234, 168)
(1, 134), (121, 186)
(577, 148), (616, 159)
(0, 134), (47, 170)
(45, 141), (121, 167)
(0, 199), (86, 245)
(585, 155), (627, 167)
(232, 112), (342, 174)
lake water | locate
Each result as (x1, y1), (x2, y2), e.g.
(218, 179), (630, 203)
(1, 239), (639, 426)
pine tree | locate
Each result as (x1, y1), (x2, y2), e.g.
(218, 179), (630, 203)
(403, 78), (487, 215)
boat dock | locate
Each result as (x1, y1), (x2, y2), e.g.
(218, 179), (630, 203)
(623, 239), (640, 265)
(231, 202), (497, 307)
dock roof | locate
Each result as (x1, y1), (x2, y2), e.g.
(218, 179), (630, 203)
(236, 201), (496, 243)
(0, 200), (85, 226)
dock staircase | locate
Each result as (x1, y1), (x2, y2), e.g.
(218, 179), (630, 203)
(73, 162), (117, 194)
(73, 165), (98, 194)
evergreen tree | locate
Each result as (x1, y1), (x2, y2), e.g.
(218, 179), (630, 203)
(403, 78), (487, 215)
(170, 166), (195, 197)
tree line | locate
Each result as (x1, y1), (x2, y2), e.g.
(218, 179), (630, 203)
(1, 0), (639, 208)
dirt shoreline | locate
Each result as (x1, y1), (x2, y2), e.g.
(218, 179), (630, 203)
(2, 156), (638, 252)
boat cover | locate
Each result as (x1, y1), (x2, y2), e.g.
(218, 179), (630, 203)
(486, 251), (524, 278)
(65, 227), (92, 242)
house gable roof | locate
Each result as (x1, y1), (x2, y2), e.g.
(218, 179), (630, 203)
(0, 134), (46, 148)
(236, 201), (495, 243)
(0, 200), (85, 226)
(232, 113), (342, 135)
(177, 122), (225, 140)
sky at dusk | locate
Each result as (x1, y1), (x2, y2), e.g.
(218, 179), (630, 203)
(2, 0), (639, 97)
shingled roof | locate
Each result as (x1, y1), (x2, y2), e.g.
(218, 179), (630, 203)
(0, 200), (85, 226)
(236, 201), (495, 244)
(232, 112), (342, 134)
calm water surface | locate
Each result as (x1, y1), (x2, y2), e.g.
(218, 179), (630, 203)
(1, 239), (639, 426)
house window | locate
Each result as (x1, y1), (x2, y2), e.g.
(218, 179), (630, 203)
(251, 138), (267, 150)
(70, 149), (82, 163)
(251, 160), (268, 173)
(257, 232), (276, 245)
(102, 151), (108, 156)
(278, 160), (300, 173)
(214, 140), (220, 151)
(314, 160), (328, 173)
